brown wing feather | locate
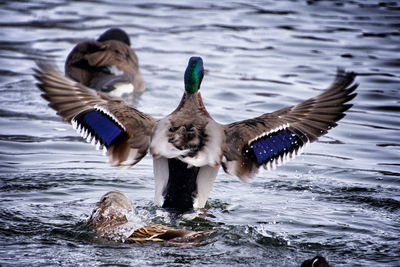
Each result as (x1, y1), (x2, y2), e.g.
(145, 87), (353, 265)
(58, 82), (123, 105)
(36, 62), (112, 121)
(223, 69), (358, 180)
(35, 62), (156, 167)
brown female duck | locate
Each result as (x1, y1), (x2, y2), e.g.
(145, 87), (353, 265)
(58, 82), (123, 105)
(65, 28), (145, 96)
(89, 191), (208, 243)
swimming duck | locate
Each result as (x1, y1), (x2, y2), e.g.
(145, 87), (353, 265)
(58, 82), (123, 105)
(65, 28), (145, 96)
(34, 57), (357, 212)
(89, 191), (209, 243)
(300, 256), (330, 267)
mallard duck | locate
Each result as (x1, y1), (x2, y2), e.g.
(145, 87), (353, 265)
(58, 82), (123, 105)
(301, 256), (330, 267)
(65, 28), (145, 96)
(89, 191), (209, 243)
(34, 56), (357, 212)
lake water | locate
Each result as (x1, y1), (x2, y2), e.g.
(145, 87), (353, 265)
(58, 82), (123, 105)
(0, 0), (399, 266)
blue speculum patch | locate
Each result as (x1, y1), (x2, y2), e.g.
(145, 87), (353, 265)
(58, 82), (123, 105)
(75, 109), (125, 148)
(250, 129), (303, 165)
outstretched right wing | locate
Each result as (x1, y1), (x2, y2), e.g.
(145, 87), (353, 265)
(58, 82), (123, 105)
(223, 69), (358, 180)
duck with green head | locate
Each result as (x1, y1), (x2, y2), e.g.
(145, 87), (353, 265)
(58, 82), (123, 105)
(35, 56), (357, 212)
(151, 57), (223, 210)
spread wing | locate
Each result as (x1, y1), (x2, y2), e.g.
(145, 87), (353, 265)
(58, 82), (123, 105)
(35, 62), (156, 167)
(223, 69), (358, 180)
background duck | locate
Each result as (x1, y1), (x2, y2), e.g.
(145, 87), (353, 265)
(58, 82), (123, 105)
(34, 56), (357, 212)
(65, 28), (145, 96)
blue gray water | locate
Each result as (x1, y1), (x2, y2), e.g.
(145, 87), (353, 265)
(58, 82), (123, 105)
(0, 0), (399, 266)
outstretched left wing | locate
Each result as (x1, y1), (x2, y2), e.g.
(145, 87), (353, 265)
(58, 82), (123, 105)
(34, 62), (156, 167)
(222, 69), (358, 180)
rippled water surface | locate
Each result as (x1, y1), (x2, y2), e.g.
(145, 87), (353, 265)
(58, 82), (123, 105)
(1, 0), (399, 266)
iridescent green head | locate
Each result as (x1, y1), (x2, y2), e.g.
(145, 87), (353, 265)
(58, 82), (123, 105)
(184, 57), (204, 94)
